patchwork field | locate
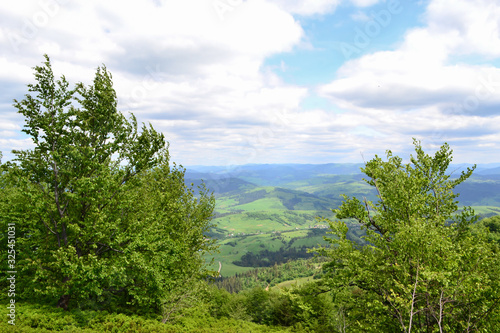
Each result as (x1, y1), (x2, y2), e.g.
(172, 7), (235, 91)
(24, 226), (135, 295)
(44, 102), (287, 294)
(189, 164), (500, 276)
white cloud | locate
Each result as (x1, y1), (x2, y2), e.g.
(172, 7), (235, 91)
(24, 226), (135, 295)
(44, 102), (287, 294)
(350, 0), (381, 8)
(1, 0), (500, 165)
(351, 10), (371, 21)
(268, 0), (341, 16)
(262, 0), (381, 16)
(0, 0), (311, 165)
(426, 0), (500, 57)
(320, 0), (500, 114)
(313, 0), (500, 163)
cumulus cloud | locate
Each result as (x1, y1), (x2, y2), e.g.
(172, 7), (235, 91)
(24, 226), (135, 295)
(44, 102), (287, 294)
(267, 0), (382, 16)
(312, 0), (500, 163)
(319, 0), (500, 117)
(0, 0), (310, 164)
(268, 0), (341, 16)
(1, 0), (499, 165)
(426, 0), (500, 57)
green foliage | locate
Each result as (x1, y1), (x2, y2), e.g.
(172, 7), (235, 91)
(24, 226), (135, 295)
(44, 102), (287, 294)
(475, 215), (500, 245)
(317, 140), (500, 332)
(0, 56), (217, 313)
(206, 259), (343, 331)
(0, 302), (293, 332)
(237, 283), (338, 331)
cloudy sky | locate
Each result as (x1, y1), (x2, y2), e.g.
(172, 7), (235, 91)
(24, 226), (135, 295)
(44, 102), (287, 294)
(1, 0), (500, 166)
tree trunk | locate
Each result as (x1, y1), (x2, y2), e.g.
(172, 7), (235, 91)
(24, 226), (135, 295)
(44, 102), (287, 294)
(57, 276), (71, 310)
(57, 294), (71, 311)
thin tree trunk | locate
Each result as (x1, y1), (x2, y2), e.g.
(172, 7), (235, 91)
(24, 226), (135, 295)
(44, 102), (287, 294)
(57, 294), (70, 311)
(408, 263), (420, 332)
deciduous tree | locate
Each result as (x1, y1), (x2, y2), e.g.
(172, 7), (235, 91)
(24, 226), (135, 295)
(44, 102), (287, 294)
(318, 140), (500, 332)
(0, 55), (217, 313)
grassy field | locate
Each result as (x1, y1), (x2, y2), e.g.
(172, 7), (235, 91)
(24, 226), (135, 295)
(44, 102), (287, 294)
(206, 229), (331, 276)
(206, 184), (337, 276)
(232, 197), (286, 211)
(273, 275), (317, 290)
(214, 209), (333, 234)
(470, 205), (500, 218)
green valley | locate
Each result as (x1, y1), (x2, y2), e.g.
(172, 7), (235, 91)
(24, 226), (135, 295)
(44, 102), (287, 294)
(189, 164), (500, 277)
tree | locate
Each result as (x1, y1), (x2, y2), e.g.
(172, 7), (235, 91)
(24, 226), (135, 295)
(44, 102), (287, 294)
(0, 55), (217, 313)
(474, 215), (500, 246)
(317, 140), (500, 332)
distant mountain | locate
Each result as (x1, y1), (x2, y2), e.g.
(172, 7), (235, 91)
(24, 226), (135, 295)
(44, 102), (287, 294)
(455, 178), (500, 207)
(185, 163), (500, 223)
(187, 163), (500, 186)
(210, 185), (337, 239)
(448, 163), (500, 176)
(280, 174), (378, 203)
(187, 163), (365, 187)
(186, 177), (257, 196)
(476, 166), (500, 175)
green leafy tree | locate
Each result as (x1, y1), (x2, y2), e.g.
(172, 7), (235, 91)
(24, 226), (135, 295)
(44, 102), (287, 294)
(317, 140), (500, 332)
(0, 55), (217, 313)
(474, 215), (500, 246)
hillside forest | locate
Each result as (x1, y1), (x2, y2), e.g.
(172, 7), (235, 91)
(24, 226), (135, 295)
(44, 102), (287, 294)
(1, 57), (500, 332)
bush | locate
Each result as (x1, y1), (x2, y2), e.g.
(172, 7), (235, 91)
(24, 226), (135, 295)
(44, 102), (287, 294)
(0, 302), (295, 332)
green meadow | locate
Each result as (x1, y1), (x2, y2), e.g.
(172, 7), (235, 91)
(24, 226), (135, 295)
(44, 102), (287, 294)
(201, 170), (500, 277)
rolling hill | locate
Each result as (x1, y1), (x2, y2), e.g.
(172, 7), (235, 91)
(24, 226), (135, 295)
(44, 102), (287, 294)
(185, 163), (500, 276)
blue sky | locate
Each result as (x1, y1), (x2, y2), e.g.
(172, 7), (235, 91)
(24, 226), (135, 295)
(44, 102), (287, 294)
(1, 0), (500, 166)
(263, 1), (426, 85)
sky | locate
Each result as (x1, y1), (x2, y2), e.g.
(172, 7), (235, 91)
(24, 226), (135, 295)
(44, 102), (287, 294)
(1, 0), (500, 167)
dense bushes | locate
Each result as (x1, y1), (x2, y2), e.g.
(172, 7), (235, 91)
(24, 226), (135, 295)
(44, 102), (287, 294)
(204, 283), (338, 331)
(318, 141), (500, 332)
(476, 214), (500, 245)
(0, 279), (342, 332)
(0, 301), (295, 332)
